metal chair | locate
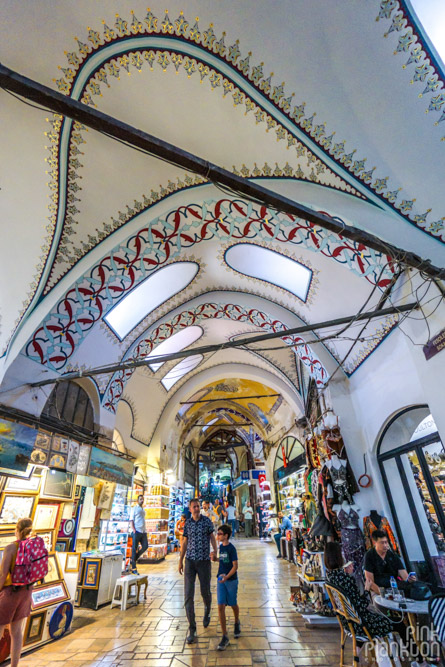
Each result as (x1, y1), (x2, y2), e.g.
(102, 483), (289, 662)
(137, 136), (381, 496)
(325, 583), (397, 667)
(429, 592), (445, 658)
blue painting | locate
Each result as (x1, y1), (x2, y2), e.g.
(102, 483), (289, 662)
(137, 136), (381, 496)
(88, 446), (134, 487)
(0, 419), (37, 472)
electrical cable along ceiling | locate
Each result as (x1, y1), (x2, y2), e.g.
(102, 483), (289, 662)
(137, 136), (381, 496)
(0, 1), (444, 440)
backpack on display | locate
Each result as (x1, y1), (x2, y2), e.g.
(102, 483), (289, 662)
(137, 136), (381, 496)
(11, 536), (49, 586)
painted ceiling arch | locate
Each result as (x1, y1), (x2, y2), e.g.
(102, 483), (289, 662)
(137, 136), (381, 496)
(2, 0), (445, 364)
(21, 196), (395, 373)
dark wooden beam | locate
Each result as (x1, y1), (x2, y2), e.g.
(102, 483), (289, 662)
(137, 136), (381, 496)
(1, 63), (444, 282)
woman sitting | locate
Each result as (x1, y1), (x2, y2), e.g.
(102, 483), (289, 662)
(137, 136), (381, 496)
(324, 542), (392, 638)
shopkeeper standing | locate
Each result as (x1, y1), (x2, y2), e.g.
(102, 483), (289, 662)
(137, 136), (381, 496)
(130, 494), (148, 574)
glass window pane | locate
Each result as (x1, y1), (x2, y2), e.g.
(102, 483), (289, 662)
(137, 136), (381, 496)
(382, 457), (425, 562)
(379, 407), (433, 456)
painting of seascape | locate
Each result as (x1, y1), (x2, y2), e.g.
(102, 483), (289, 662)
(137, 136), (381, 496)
(88, 446), (133, 486)
(0, 419), (37, 473)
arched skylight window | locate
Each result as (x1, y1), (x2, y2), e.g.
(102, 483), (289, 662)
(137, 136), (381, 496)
(147, 326), (203, 371)
(161, 354), (203, 391)
(225, 244), (312, 302)
(104, 262), (199, 339)
(410, 0), (445, 62)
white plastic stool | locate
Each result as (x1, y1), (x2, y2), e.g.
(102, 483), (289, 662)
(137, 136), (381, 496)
(111, 574), (139, 611)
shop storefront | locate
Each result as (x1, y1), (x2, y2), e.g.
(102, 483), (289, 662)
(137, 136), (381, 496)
(273, 436), (306, 513)
(0, 414), (135, 657)
(378, 405), (445, 585)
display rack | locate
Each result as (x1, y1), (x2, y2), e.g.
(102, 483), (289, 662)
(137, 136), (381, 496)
(290, 549), (337, 626)
(277, 466), (306, 513)
(140, 484), (170, 562)
(169, 487), (186, 545)
(99, 484), (131, 569)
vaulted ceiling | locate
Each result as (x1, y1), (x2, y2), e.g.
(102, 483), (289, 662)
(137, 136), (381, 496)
(1, 0), (444, 449)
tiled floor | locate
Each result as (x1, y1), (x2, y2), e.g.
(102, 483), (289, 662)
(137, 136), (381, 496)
(19, 538), (345, 667)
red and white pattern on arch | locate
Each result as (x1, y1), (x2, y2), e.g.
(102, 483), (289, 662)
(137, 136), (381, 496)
(102, 301), (328, 413)
(25, 198), (395, 372)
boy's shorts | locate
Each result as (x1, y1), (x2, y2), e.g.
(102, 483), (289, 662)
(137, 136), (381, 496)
(217, 579), (238, 606)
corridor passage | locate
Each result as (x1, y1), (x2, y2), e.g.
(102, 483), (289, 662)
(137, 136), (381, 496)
(19, 539), (343, 667)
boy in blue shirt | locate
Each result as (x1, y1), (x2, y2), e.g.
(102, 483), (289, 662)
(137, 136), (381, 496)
(216, 523), (240, 650)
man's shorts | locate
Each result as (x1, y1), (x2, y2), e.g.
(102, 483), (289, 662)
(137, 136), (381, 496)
(217, 579), (238, 606)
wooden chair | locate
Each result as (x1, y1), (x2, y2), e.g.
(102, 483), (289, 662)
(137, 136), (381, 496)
(325, 583), (397, 667)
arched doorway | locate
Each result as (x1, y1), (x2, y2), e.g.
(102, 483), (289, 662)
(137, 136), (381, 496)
(378, 405), (445, 584)
(273, 435), (305, 512)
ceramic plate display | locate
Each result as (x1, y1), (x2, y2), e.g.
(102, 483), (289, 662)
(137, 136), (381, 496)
(58, 518), (75, 537)
(49, 601), (73, 640)
(23, 612), (46, 646)
(31, 581), (69, 610)
(33, 504), (59, 531)
(0, 494), (37, 528)
(41, 470), (75, 501)
(83, 559), (102, 588)
(65, 552), (80, 573)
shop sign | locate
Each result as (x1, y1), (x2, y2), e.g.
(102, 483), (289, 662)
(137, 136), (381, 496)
(232, 476), (244, 490)
(241, 471), (249, 480)
(424, 328), (445, 360)
(250, 470), (265, 480)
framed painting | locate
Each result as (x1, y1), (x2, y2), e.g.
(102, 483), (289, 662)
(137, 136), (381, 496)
(83, 559), (102, 588)
(88, 447), (134, 487)
(35, 530), (55, 552)
(0, 494), (37, 529)
(66, 440), (80, 474)
(41, 470), (75, 501)
(51, 436), (69, 454)
(65, 552), (80, 573)
(30, 448), (49, 466)
(31, 580), (69, 611)
(74, 586), (82, 606)
(5, 473), (40, 493)
(76, 444), (91, 476)
(42, 553), (62, 586)
(33, 504), (60, 531)
(0, 533), (15, 551)
(24, 611), (46, 646)
(48, 453), (67, 470)
(0, 464), (33, 481)
(0, 419), (37, 473)
(55, 538), (70, 552)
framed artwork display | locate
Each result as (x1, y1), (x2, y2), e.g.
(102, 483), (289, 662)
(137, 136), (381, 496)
(42, 554), (62, 586)
(33, 504), (59, 531)
(76, 444), (91, 475)
(0, 419), (37, 473)
(0, 533), (15, 551)
(88, 447), (133, 487)
(30, 448), (49, 466)
(5, 474), (40, 493)
(0, 464), (33, 481)
(48, 453), (67, 470)
(24, 612), (46, 645)
(31, 581), (69, 611)
(65, 552), (80, 573)
(35, 530), (54, 552)
(0, 494), (37, 528)
(32, 466), (45, 477)
(83, 559), (102, 588)
(74, 586), (82, 606)
(55, 538), (70, 552)
(41, 470), (75, 501)
(66, 440), (80, 474)
(51, 436), (69, 454)
(74, 485), (81, 499)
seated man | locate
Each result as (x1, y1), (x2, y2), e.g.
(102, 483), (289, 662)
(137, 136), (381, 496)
(364, 529), (416, 594)
(274, 511), (292, 559)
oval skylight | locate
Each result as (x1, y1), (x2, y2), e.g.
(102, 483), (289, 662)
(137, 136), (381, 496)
(104, 262), (199, 339)
(147, 326), (203, 372)
(161, 354), (204, 391)
(225, 244), (312, 302)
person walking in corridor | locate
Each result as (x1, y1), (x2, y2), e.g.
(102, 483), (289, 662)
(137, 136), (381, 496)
(242, 500), (254, 537)
(216, 523), (240, 650)
(226, 502), (237, 537)
(130, 494), (148, 573)
(179, 498), (218, 644)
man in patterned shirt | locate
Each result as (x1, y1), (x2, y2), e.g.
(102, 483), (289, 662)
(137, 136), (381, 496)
(179, 498), (218, 644)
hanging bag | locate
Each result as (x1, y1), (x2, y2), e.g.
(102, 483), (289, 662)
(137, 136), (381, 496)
(11, 536), (48, 586)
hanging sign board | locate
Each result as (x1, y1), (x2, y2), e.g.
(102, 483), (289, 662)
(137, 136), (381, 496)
(423, 328), (445, 360)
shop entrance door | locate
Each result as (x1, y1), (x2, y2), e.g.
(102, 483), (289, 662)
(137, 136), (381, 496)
(379, 423), (445, 582)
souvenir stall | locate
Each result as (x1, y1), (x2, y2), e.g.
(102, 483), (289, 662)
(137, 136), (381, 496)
(168, 486), (192, 551)
(0, 415), (136, 656)
(378, 406), (445, 586)
(285, 409), (401, 627)
(129, 476), (169, 563)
